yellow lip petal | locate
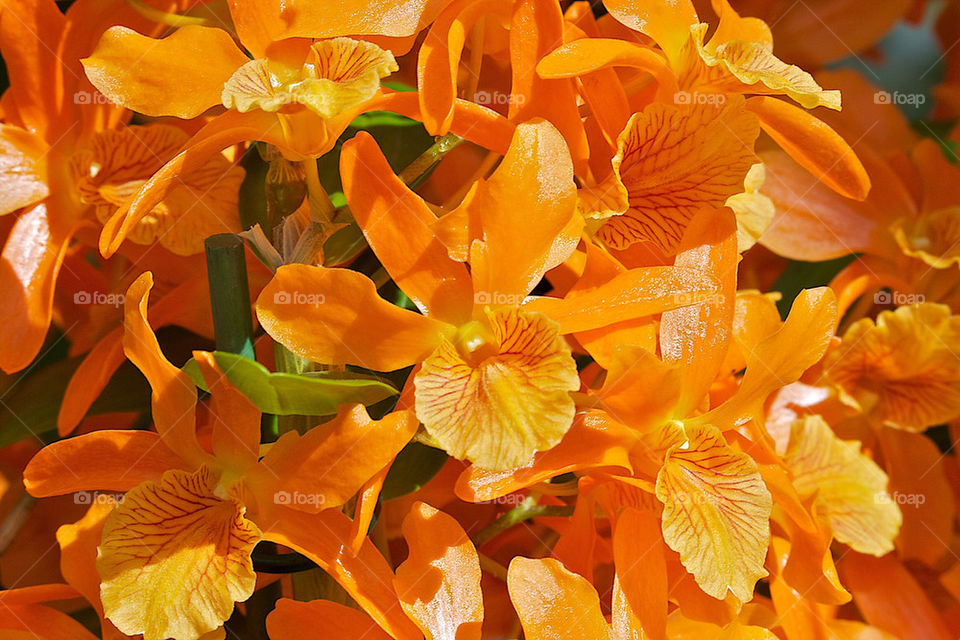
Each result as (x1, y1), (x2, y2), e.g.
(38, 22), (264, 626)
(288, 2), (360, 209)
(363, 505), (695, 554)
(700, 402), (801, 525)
(415, 307), (579, 470)
(222, 37), (397, 119)
(655, 424), (772, 602)
(98, 466), (261, 640)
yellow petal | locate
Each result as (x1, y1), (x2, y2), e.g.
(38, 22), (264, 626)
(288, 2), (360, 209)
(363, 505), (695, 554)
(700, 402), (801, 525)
(584, 96), (758, 255)
(414, 307), (579, 470)
(508, 557), (612, 640)
(655, 424), (771, 601)
(697, 31), (841, 110)
(784, 416), (901, 556)
(222, 38), (397, 119)
(725, 163), (774, 252)
(824, 303), (960, 431)
(98, 466), (261, 640)
(892, 207), (960, 269)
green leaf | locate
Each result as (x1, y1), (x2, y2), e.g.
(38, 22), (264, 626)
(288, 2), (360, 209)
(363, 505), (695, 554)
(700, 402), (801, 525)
(771, 255), (858, 319)
(0, 358), (151, 448)
(381, 442), (448, 501)
(182, 351), (397, 416)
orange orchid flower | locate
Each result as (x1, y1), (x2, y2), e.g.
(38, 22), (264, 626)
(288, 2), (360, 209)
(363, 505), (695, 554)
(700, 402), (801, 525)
(256, 120), (723, 470)
(0, 0), (243, 373)
(22, 272), (419, 640)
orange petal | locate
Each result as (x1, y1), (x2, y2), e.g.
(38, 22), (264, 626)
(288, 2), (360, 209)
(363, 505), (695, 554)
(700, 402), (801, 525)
(745, 96), (870, 201)
(614, 507), (668, 640)
(586, 97), (758, 255)
(656, 424), (771, 601)
(508, 556), (611, 640)
(0, 202), (78, 373)
(57, 500), (123, 633)
(839, 553), (953, 640)
(878, 427), (955, 566)
(261, 507), (421, 639)
(254, 406), (417, 512)
(82, 25), (248, 118)
(823, 303), (960, 431)
(417, 0), (509, 135)
(0, 604), (100, 640)
(73, 123), (245, 256)
(57, 275), (211, 436)
(414, 307), (579, 470)
(0, 0), (69, 138)
(265, 599), (391, 640)
(660, 207), (737, 417)
(0, 124), (49, 215)
(23, 430), (188, 497)
(123, 272), (207, 466)
(98, 466), (261, 640)
(695, 287), (836, 429)
(892, 207), (960, 270)
(524, 265), (720, 333)
(596, 347), (683, 432)
(340, 131), (473, 324)
(193, 351), (261, 472)
(756, 151), (888, 261)
(784, 416), (901, 556)
(394, 502), (484, 640)
(509, 0), (590, 175)
(602, 0), (698, 62)
(256, 264), (450, 371)
(349, 463), (389, 553)
(464, 119), (578, 299)
(536, 38), (678, 104)
(228, 0), (446, 56)
(455, 411), (635, 502)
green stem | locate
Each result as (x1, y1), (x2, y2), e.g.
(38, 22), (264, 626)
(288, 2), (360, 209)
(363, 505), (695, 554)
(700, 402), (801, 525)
(204, 234), (256, 360)
(472, 497), (574, 547)
(398, 132), (464, 187)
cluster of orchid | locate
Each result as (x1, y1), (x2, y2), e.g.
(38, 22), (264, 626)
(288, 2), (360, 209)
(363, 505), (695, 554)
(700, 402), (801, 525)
(0, 0), (959, 638)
